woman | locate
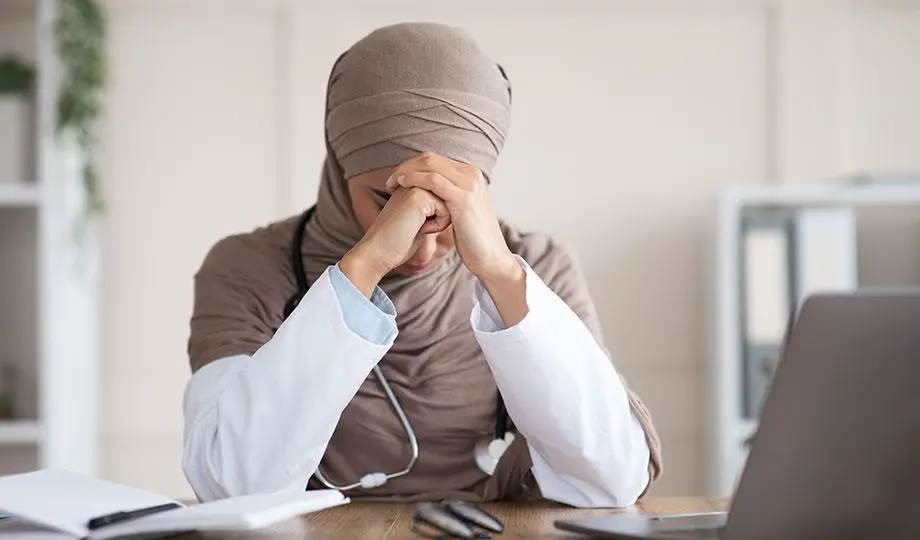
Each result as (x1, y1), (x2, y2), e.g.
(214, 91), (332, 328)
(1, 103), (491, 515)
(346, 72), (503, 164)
(183, 22), (662, 507)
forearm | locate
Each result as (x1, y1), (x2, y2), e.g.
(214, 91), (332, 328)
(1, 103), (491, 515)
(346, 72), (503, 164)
(479, 254), (529, 327)
(473, 259), (650, 507)
(182, 268), (393, 500)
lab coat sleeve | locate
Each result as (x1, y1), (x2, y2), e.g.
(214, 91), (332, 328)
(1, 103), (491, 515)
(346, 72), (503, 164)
(471, 256), (651, 508)
(328, 264), (399, 343)
(182, 265), (397, 501)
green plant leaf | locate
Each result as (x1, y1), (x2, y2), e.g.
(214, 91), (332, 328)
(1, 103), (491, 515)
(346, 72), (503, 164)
(55, 0), (107, 220)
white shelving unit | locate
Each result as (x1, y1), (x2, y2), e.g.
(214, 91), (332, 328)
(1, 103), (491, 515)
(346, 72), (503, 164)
(0, 0), (101, 477)
(0, 183), (41, 206)
(0, 420), (43, 445)
(706, 181), (920, 496)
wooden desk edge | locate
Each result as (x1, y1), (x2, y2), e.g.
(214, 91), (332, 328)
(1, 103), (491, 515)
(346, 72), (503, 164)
(277, 497), (731, 539)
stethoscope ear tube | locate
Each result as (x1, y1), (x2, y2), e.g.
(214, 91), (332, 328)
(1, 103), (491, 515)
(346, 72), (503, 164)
(412, 501), (504, 539)
(414, 502), (478, 539)
(445, 501), (504, 533)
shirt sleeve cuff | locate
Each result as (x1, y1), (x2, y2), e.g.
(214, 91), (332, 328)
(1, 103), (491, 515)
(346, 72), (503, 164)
(470, 255), (529, 334)
(328, 263), (397, 345)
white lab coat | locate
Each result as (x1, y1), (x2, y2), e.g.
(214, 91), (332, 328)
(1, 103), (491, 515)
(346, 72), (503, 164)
(182, 257), (650, 507)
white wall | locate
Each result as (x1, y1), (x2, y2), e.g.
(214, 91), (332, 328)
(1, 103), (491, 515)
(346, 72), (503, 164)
(96, 0), (920, 498)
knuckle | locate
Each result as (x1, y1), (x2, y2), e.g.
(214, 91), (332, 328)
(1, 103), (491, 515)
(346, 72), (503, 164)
(409, 187), (433, 205)
(458, 178), (475, 192)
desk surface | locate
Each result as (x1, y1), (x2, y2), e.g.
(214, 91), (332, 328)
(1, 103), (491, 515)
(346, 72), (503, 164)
(187, 497), (729, 540)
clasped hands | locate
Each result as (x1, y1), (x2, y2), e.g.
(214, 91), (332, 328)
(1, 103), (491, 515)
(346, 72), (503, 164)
(341, 152), (528, 326)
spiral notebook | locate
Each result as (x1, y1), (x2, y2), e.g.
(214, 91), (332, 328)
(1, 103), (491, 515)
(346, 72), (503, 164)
(0, 469), (348, 539)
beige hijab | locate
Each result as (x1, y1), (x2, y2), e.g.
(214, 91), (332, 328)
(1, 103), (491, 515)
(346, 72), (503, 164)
(188, 22), (662, 501)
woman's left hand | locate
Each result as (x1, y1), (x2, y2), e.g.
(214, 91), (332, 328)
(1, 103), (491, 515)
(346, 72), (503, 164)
(385, 152), (520, 286)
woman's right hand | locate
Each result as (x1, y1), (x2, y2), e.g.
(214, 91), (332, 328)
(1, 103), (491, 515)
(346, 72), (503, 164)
(340, 187), (450, 297)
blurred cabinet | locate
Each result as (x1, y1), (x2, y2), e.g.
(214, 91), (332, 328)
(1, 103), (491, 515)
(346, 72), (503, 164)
(0, 0), (101, 477)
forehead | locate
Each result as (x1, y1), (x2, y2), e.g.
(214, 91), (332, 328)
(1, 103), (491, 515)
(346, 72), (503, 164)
(348, 167), (395, 188)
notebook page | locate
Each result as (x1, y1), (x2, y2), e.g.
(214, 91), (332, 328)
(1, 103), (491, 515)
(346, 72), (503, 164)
(0, 469), (178, 537)
(0, 517), (72, 540)
(90, 490), (348, 540)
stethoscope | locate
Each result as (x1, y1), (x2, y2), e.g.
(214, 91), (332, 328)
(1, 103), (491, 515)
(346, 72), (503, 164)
(284, 206), (513, 492)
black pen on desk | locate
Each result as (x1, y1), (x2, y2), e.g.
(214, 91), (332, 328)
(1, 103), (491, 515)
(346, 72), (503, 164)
(87, 502), (182, 530)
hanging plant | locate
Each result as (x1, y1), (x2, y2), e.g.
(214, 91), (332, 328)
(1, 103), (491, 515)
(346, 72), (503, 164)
(54, 0), (107, 218)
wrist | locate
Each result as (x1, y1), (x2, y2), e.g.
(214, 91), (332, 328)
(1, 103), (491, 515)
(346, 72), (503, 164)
(340, 242), (388, 299)
(478, 253), (525, 293)
(478, 253), (528, 328)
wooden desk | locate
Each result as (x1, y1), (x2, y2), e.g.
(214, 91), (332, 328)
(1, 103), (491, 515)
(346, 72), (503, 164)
(186, 497), (729, 539)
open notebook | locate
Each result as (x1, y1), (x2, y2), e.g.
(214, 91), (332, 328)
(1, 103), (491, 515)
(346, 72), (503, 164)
(0, 469), (348, 539)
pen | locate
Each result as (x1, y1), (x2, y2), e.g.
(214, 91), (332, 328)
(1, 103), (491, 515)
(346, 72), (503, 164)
(87, 502), (182, 530)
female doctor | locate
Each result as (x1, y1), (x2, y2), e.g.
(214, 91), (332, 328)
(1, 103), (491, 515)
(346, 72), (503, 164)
(183, 22), (662, 507)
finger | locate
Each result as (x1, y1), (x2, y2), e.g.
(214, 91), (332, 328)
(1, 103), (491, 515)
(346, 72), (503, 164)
(412, 152), (469, 176)
(385, 154), (437, 192)
(397, 172), (467, 205)
(385, 174), (399, 193)
(389, 153), (478, 190)
(418, 191), (451, 233)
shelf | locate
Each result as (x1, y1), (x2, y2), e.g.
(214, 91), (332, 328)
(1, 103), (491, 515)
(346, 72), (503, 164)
(739, 418), (758, 441)
(0, 420), (43, 444)
(0, 183), (40, 207)
(723, 182), (920, 208)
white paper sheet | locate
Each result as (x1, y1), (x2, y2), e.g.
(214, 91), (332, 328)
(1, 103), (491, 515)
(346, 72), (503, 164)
(0, 517), (72, 540)
(0, 469), (178, 537)
(0, 469), (348, 539)
(90, 490), (348, 540)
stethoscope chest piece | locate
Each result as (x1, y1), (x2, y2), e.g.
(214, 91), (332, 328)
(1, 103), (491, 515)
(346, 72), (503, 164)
(474, 432), (516, 476)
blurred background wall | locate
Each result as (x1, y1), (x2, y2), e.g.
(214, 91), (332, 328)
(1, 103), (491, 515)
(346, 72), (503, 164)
(3, 0), (920, 500)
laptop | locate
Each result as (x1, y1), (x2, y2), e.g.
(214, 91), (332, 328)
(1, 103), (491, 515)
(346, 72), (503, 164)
(555, 291), (920, 540)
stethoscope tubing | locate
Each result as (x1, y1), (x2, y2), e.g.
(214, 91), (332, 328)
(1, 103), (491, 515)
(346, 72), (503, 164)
(312, 364), (420, 490)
